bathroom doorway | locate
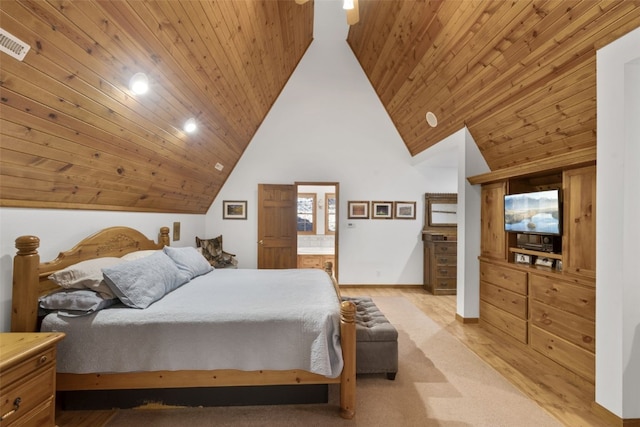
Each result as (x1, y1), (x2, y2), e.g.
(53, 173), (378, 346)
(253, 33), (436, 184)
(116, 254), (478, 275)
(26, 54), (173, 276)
(296, 182), (339, 281)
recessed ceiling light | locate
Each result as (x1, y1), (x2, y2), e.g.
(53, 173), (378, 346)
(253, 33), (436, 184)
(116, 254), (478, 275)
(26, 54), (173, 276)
(426, 111), (438, 127)
(129, 72), (149, 95)
(184, 118), (197, 133)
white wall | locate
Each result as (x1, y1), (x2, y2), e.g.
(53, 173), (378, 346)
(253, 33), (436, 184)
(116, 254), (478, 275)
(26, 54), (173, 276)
(457, 128), (489, 319)
(0, 208), (205, 331)
(204, 1), (457, 284)
(596, 26), (640, 419)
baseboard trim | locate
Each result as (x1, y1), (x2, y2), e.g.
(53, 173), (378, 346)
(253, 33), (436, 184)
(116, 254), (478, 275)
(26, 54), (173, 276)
(455, 314), (479, 324)
(339, 284), (423, 289)
(591, 401), (640, 427)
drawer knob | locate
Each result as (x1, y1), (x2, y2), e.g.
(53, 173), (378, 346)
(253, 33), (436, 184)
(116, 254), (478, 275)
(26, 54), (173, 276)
(39, 355), (48, 364)
(0, 397), (21, 421)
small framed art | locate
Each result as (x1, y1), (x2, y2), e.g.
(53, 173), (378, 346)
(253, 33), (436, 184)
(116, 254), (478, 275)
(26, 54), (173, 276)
(347, 201), (369, 219)
(535, 257), (554, 268)
(371, 201), (393, 219)
(394, 201), (416, 219)
(223, 200), (247, 220)
(515, 253), (532, 265)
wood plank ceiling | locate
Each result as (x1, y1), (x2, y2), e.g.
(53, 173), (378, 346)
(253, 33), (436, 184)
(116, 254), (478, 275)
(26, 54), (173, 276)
(0, 0), (313, 213)
(347, 0), (640, 170)
(1, 1), (639, 214)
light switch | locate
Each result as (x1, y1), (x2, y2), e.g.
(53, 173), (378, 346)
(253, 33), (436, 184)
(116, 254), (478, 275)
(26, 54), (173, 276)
(173, 222), (181, 241)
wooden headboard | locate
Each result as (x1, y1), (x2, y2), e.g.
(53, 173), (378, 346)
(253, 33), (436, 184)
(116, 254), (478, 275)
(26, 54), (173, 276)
(11, 226), (170, 332)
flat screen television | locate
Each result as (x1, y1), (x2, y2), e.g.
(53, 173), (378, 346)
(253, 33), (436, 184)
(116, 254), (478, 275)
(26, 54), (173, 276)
(504, 189), (561, 235)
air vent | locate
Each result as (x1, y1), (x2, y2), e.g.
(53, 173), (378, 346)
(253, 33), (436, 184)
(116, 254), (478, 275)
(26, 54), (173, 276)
(214, 163), (224, 171)
(0, 28), (30, 61)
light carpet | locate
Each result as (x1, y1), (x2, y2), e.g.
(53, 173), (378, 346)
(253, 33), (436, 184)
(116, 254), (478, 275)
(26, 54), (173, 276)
(106, 296), (562, 426)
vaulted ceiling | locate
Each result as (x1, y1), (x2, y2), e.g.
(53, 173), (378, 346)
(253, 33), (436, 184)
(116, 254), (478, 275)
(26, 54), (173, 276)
(1, 1), (638, 214)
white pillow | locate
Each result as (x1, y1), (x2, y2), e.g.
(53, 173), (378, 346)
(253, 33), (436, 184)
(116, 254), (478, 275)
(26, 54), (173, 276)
(163, 246), (213, 279)
(120, 250), (158, 261)
(48, 257), (124, 298)
(102, 251), (190, 309)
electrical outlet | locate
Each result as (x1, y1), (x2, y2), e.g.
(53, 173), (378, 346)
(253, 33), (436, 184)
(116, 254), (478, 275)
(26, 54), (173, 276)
(173, 222), (181, 241)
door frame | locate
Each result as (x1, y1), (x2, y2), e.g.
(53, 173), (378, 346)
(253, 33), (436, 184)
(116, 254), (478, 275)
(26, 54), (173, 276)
(295, 182), (339, 282)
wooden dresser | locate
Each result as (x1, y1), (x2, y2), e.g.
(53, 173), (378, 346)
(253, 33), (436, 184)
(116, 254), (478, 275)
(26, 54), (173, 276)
(0, 333), (65, 427)
(422, 193), (458, 295)
(423, 234), (457, 295)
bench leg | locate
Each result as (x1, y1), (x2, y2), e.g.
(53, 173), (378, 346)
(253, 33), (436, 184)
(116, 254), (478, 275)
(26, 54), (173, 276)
(386, 372), (397, 381)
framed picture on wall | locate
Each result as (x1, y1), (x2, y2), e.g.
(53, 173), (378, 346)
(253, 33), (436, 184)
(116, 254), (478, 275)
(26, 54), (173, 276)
(347, 201), (369, 219)
(223, 200), (247, 220)
(394, 201), (416, 219)
(371, 201), (393, 219)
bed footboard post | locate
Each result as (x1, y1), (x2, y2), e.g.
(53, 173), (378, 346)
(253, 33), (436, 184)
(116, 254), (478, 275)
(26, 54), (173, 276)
(339, 300), (356, 419)
(12, 236), (40, 332)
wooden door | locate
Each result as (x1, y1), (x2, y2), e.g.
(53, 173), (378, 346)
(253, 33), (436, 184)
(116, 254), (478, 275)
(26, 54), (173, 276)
(562, 165), (596, 278)
(257, 184), (297, 269)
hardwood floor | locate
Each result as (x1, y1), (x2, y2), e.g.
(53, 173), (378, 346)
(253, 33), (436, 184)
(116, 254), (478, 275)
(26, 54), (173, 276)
(57, 286), (611, 427)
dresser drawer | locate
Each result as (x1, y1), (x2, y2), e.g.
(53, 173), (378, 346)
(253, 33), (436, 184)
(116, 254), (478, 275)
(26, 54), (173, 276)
(480, 262), (527, 295)
(433, 243), (456, 255)
(434, 277), (456, 290)
(480, 300), (527, 344)
(0, 366), (55, 426)
(434, 266), (456, 278)
(529, 274), (595, 321)
(480, 281), (527, 319)
(435, 254), (456, 265)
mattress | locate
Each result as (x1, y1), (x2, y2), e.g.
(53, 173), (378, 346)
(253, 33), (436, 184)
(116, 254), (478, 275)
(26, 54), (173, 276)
(41, 268), (343, 378)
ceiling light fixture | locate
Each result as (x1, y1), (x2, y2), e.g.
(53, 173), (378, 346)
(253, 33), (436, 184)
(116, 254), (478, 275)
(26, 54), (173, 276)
(129, 72), (149, 95)
(184, 118), (197, 133)
(343, 0), (354, 10)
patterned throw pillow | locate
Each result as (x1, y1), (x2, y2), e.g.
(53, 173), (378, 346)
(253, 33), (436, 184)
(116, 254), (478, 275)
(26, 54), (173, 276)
(196, 235), (233, 268)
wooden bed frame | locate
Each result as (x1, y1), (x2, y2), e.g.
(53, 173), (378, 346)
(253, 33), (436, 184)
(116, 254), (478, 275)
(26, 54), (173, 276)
(10, 226), (356, 419)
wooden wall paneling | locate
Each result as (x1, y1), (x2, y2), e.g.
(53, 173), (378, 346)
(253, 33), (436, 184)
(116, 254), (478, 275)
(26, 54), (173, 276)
(471, 59), (596, 152)
(0, 105), (216, 198)
(383, 1), (489, 122)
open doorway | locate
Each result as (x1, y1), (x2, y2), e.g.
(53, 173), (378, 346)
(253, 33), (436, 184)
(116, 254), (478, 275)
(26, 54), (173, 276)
(296, 182), (339, 281)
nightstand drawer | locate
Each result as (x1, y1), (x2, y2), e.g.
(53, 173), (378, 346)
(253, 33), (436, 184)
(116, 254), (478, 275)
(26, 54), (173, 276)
(0, 348), (55, 388)
(0, 366), (54, 426)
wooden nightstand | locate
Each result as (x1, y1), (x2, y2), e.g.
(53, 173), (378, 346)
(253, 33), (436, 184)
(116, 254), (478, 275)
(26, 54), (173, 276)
(0, 333), (65, 426)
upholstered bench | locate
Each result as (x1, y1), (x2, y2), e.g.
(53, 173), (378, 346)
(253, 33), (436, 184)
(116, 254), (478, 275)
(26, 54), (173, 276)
(342, 296), (398, 380)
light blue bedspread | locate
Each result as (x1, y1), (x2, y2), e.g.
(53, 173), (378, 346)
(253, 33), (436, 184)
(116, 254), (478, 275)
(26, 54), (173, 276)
(41, 268), (343, 378)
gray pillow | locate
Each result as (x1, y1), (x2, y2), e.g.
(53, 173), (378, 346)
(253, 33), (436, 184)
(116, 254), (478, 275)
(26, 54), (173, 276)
(102, 251), (190, 309)
(163, 246), (213, 279)
(39, 289), (118, 317)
